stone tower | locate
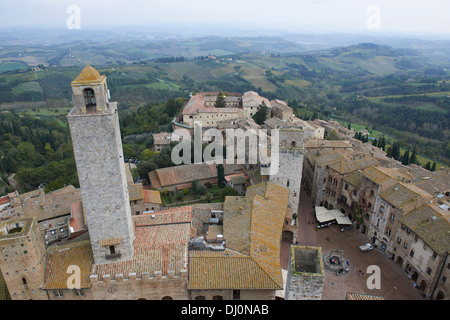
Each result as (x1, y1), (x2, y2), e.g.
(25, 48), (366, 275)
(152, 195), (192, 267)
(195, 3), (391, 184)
(286, 246), (324, 300)
(67, 64), (134, 265)
(269, 127), (305, 213)
(0, 218), (47, 300)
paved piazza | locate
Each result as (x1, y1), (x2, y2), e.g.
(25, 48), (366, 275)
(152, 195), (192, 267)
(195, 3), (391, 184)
(280, 188), (425, 300)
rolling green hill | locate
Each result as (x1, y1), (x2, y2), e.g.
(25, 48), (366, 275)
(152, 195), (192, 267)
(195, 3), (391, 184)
(0, 37), (449, 167)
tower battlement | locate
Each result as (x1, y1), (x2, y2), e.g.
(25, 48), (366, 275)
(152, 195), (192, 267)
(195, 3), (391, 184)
(90, 269), (188, 284)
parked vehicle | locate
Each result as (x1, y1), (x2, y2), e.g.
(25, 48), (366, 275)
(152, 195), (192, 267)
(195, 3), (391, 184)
(359, 243), (374, 252)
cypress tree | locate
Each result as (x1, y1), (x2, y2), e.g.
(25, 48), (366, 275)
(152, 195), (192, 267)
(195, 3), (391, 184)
(409, 146), (417, 165)
(431, 162), (436, 171)
(372, 138), (378, 146)
(425, 161), (431, 170)
(401, 149), (410, 165)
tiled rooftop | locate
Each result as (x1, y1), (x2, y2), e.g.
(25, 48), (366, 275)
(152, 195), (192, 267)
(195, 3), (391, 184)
(143, 190), (162, 204)
(343, 171), (363, 189)
(398, 204), (450, 255)
(44, 239), (94, 289)
(94, 207), (192, 279)
(18, 185), (81, 222)
(149, 163), (244, 188)
(188, 182), (288, 290)
(314, 151), (346, 167)
(380, 182), (433, 209)
(329, 157), (380, 175)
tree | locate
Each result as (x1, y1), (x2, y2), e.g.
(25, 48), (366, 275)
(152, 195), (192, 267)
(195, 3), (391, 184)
(425, 161), (431, 170)
(409, 146), (417, 165)
(192, 179), (207, 196)
(214, 92), (226, 108)
(219, 186), (239, 201)
(372, 138), (378, 146)
(175, 191), (184, 201)
(216, 164), (225, 187)
(401, 149), (410, 165)
(431, 162), (436, 171)
(137, 160), (157, 179)
(252, 102), (268, 125)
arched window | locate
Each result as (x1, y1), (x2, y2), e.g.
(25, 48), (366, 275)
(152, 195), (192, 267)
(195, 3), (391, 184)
(162, 296), (173, 300)
(83, 88), (96, 112)
(213, 295), (223, 300)
(195, 296), (206, 300)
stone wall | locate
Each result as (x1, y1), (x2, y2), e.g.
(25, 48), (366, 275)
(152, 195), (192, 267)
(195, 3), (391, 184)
(90, 271), (189, 300)
(68, 104), (135, 265)
(286, 246), (325, 300)
(0, 218), (47, 300)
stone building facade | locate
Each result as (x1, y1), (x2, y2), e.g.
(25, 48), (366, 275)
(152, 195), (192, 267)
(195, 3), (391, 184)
(286, 246), (325, 300)
(68, 65), (135, 266)
(269, 127), (305, 213)
(0, 218), (47, 300)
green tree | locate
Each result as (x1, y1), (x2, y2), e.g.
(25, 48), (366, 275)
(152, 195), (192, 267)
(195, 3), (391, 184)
(214, 92), (226, 108)
(219, 187), (239, 201)
(137, 160), (157, 179)
(175, 191), (184, 201)
(409, 146), (417, 165)
(216, 164), (225, 187)
(192, 179), (207, 196)
(401, 149), (410, 165)
(431, 162), (436, 171)
(425, 161), (431, 170)
(252, 102), (268, 125)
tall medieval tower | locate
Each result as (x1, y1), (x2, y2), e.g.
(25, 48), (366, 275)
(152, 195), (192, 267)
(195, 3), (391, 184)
(269, 127), (305, 214)
(67, 65), (134, 265)
(0, 218), (47, 300)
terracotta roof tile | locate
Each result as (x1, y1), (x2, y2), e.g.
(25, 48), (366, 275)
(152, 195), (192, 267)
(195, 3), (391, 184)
(188, 182), (288, 290)
(44, 240), (94, 289)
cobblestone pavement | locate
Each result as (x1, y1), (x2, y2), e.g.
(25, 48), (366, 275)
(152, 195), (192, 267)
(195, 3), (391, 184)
(281, 188), (425, 300)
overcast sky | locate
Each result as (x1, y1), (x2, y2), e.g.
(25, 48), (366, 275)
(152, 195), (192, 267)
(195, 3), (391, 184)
(1, 0), (449, 36)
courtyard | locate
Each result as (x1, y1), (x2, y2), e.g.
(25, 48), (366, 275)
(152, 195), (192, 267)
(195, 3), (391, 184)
(281, 188), (425, 300)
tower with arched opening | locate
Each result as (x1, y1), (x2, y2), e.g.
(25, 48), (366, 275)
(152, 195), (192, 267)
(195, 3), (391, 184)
(67, 64), (134, 266)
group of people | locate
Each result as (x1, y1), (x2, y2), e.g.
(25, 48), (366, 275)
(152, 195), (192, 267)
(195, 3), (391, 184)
(329, 257), (350, 275)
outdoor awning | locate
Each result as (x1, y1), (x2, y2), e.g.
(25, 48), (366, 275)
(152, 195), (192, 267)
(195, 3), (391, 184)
(315, 207), (353, 225)
(315, 206), (336, 223)
(330, 209), (353, 225)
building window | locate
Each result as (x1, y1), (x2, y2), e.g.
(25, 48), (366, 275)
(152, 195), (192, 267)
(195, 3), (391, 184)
(109, 246), (115, 255)
(345, 184), (349, 190)
(442, 276), (447, 283)
(380, 206), (384, 213)
(83, 88), (96, 110)
(427, 268), (432, 275)
(404, 242), (408, 249)
(213, 296), (223, 300)
(54, 290), (63, 297)
(397, 237), (402, 244)
(74, 289), (84, 296)
(410, 250), (414, 258)
(390, 214), (395, 221)
(233, 290), (241, 300)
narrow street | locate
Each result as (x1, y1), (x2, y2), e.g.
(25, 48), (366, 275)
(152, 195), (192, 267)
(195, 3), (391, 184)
(281, 187), (425, 300)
